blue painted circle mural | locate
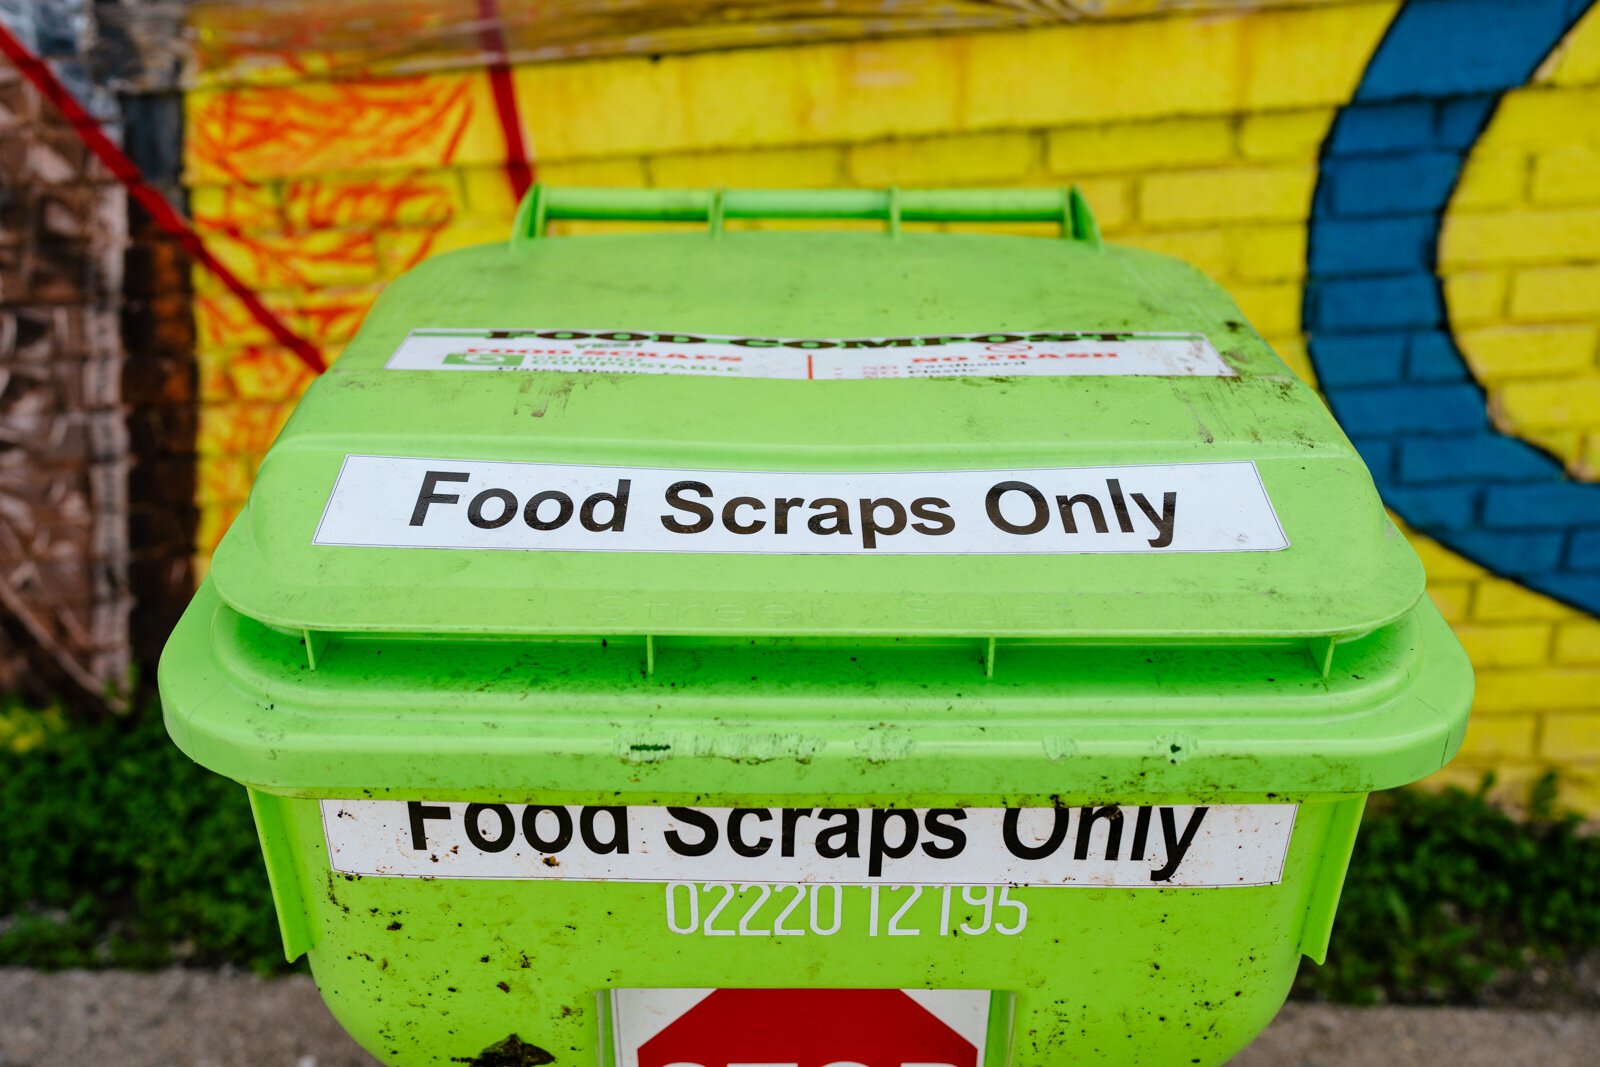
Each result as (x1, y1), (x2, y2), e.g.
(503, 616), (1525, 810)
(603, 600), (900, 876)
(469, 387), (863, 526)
(1305, 0), (1600, 614)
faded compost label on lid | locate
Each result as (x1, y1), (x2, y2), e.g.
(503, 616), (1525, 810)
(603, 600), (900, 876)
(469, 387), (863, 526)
(382, 328), (1236, 379)
(312, 457), (1289, 555)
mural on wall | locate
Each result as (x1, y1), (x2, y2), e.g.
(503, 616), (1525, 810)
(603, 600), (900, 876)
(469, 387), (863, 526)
(1309, 0), (1599, 615)
(1306, 0), (1600, 802)
(180, 0), (1363, 82)
(0, 0), (133, 707)
(1, 0), (1599, 805)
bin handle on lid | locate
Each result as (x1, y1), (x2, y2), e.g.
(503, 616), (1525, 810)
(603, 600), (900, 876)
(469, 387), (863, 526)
(511, 185), (1103, 247)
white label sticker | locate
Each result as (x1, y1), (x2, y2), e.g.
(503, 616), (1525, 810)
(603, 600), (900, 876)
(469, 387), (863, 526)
(313, 457), (1288, 555)
(320, 801), (1297, 888)
(609, 987), (994, 1067)
(383, 328), (1235, 379)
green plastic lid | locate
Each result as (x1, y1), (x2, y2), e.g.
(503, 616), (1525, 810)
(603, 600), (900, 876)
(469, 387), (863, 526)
(211, 186), (1421, 650)
(167, 188), (1471, 798)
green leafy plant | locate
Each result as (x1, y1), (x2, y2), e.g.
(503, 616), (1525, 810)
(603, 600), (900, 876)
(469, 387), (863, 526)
(0, 699), (294, 974)
(1298, 773), (1600, 1005)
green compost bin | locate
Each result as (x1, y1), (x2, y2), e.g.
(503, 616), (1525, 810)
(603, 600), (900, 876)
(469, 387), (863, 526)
(160, 186), (1474, 1067)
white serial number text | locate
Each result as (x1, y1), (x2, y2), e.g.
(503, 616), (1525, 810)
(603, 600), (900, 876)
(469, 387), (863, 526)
(663, 882), (1027, 938)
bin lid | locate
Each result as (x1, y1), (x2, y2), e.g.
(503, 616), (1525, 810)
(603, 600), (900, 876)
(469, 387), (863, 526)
(210, 186), (1423, 648)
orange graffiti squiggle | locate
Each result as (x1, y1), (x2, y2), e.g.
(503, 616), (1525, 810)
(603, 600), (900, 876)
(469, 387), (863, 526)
(188, 75), (475, 183)
(283, 170), (459, 231)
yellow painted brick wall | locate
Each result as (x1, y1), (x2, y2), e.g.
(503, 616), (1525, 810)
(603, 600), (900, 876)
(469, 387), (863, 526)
(184, 2), (1400, 566)
(1444, 56), (1600, 476)
(180, 0), (1600, 811)
(1423, 6), (1600, 813)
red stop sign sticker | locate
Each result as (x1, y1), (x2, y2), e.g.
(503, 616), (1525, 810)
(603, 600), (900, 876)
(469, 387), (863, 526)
(610, 987), (993, 1067)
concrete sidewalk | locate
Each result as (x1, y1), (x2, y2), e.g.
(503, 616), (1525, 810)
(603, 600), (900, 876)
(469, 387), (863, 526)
(1, 968), (1596, 1066)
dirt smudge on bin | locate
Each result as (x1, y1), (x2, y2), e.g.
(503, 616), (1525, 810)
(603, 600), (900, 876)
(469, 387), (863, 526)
(454, 1033), (556, 1065)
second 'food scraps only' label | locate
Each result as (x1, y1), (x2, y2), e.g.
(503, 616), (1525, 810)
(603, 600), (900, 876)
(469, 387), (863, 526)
(313, 457), (1288, 555)
(382, 328), (1237, 379)
(319, 801), (1297, 888)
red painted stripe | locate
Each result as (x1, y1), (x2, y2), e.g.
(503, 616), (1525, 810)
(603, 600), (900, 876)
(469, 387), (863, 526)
(476, 0), (535, 203)
(0, 24), (327, 375)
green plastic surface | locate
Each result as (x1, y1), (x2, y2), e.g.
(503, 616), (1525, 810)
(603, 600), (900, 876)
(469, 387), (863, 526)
(212, 191), (1420, 645)
(160, 187), (1475, 1066)
(251, 788), (1363, 1066)
(165, 581), (1470, 800)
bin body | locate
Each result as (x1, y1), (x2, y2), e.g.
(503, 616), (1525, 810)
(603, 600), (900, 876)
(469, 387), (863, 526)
(161, 187), (1473, 1066)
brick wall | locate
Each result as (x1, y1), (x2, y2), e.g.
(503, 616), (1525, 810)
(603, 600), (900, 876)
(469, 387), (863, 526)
(120, 87), (199, 678)
(181, 0), (1399, 559)
(0, 3), (200, 710)
(176, 0), (1600, 806)
(0, 55), (131, 706)
(1304, 0), (1600, 808)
